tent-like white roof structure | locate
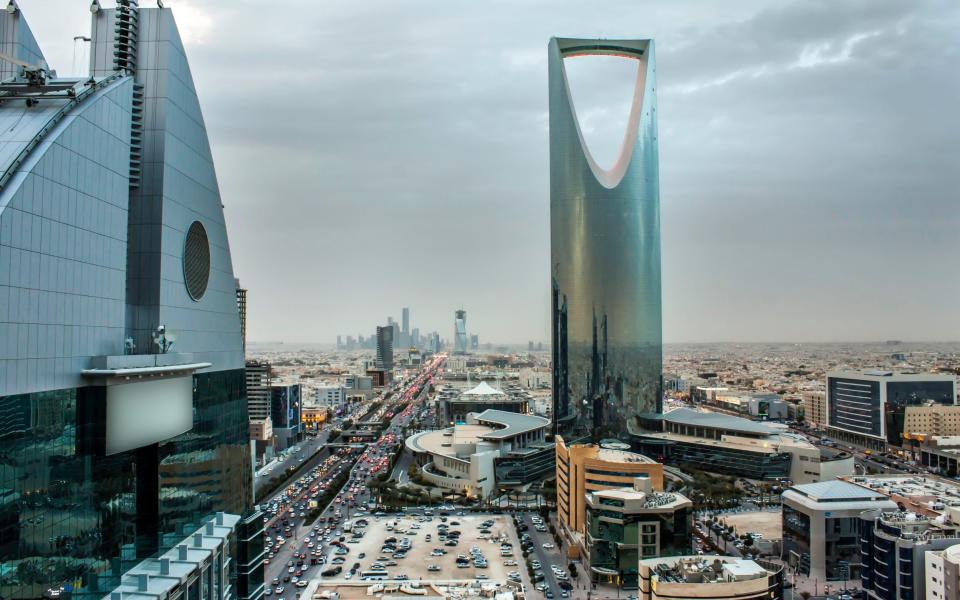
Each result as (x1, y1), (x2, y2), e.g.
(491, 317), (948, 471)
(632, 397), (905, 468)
(462, 381), (505, 396)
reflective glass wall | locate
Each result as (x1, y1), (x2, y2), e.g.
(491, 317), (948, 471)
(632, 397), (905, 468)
(550, 38), (662, 443)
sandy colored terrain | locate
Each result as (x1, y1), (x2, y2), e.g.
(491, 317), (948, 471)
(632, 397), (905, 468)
(721, 511), (782, 540)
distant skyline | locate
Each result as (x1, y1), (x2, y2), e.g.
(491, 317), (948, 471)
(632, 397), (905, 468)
(26, 0), (960, 344)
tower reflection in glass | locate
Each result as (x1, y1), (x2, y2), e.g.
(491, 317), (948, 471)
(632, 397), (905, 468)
(549, 38), (663, 443)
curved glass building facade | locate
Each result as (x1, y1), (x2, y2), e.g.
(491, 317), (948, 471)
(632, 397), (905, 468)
(0, 4), (259, 598)
(549, 38), (662, 443)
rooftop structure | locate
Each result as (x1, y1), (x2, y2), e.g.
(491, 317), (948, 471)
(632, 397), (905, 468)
(635, 408), (854, 483)
(638, 556), (783, 600)
(405, 410), (553, 498)
(584, 478), (693, 588)
(782, 480), (897, 582)
(435, 381), (530, 426)
(556, 437), (666, 535)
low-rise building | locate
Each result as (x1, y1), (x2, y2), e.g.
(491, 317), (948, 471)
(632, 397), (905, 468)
(637, 556), (783, 600)
(556, 438), (665, 535)
(314, 384), (346, 408)
(635, 408), (854, 484)
(826, 370), (956, 450)
(405, 410), (553, 498)
(781, 480), (897, 581)
(584, 478), (692, 588)
(436, 381), (529, 426)
(802, 390), (827, 429)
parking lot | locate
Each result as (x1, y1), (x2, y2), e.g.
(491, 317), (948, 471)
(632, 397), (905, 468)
(316, 513), (524, 584)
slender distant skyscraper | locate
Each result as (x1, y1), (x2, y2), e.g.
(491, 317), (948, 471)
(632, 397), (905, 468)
(454, 309), (469, 354)
(402, 307), (410, 336)
(376, 325), (395, 370)
(549, 38), (662, 444)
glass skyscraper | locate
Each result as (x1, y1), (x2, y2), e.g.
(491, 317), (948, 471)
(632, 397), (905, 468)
(0, 3), (259, 598)
(549, 38), (662, 444)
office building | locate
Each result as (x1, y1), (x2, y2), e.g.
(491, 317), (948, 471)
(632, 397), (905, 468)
(405, 410), (553, 499)
(556, 437), (665, 536)
(816, 475), (960, 600)
(803, 390), (827, 429)
(925, 543), (960, 600)
(584, 478), (692, 588)
(860, 508), (960, 600)
(245, 360), (273, 422)
(345, 374), (373, 391)
(635, 408), (854, 483)
(314, 384), (346, 408)
(0, 3), (260, 598)
(471, 334), (479, 350)
(550, 38), (662, 444)
(376, 325), (394, 370)
(236, 279), (247, 351)
(638, 556), (783, 600)
(902, 406), (960, 438)
(402, 307), (410, 342)
(271, 383), (302, 451)
(454, 309), (468, 354)
(827, 371), (956, 450)
(102, 512), (263, 600)
(411, 327), (420, 349)
(781, 480), (897, 581)
(436, 381), (530, 426)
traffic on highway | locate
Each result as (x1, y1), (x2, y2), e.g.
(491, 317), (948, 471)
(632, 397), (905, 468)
(259, 356), (445, 599)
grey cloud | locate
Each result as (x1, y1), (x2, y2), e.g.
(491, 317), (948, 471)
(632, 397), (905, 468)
(23, 0), (959, 344)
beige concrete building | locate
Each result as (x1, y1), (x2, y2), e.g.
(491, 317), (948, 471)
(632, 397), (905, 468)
(802, 390), (827, 428)
(638, 556), (783, 600)
(905, 406), (960, 438)
(925, 543), (960, 600)
(556, 437), (664, 535)
(248, 417), (272, 441)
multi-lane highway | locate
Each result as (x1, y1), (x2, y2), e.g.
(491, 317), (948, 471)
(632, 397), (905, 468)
(260, 356), (445, 598)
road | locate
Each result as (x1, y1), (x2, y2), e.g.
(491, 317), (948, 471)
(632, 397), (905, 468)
(518, 513), (568, 600)
(255, 432), (331, 498)
(261, 356), (446, 599)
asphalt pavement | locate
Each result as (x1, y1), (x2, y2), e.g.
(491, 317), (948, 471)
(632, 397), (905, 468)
(261, 358), (445, 599)
(518, 513), (568, 600)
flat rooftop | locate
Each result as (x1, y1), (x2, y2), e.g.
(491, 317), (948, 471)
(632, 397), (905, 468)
(596, 447), (658, 464)
(843, 475), (960, 514)
(663, 407), (778, 436)
(472, 409), (549, 440)
(641, 556), (772, 584)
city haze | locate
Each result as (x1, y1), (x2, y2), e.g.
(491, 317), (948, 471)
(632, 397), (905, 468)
(26, 0), (960, 344)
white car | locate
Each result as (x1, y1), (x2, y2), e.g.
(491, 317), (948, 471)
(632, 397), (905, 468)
(543, 543), (555, 550)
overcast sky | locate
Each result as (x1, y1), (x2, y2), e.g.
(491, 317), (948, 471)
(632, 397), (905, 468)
(23, 0), (960, 344)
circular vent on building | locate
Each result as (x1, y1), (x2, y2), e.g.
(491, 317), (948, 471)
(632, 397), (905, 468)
(183, 221), (211, 301)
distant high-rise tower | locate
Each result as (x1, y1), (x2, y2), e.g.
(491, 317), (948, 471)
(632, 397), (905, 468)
(549, 38), (663, 444)
(245, 360), (273, 422)
(454, 309), (468, 354)
(471, 334), (479, 350)
(402, 307), (410, 337)
(235, 278), (247, 352)
(376, 325), (395, 370)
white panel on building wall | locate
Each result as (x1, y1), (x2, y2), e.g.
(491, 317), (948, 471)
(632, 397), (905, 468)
(106, 376), (193, 455)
